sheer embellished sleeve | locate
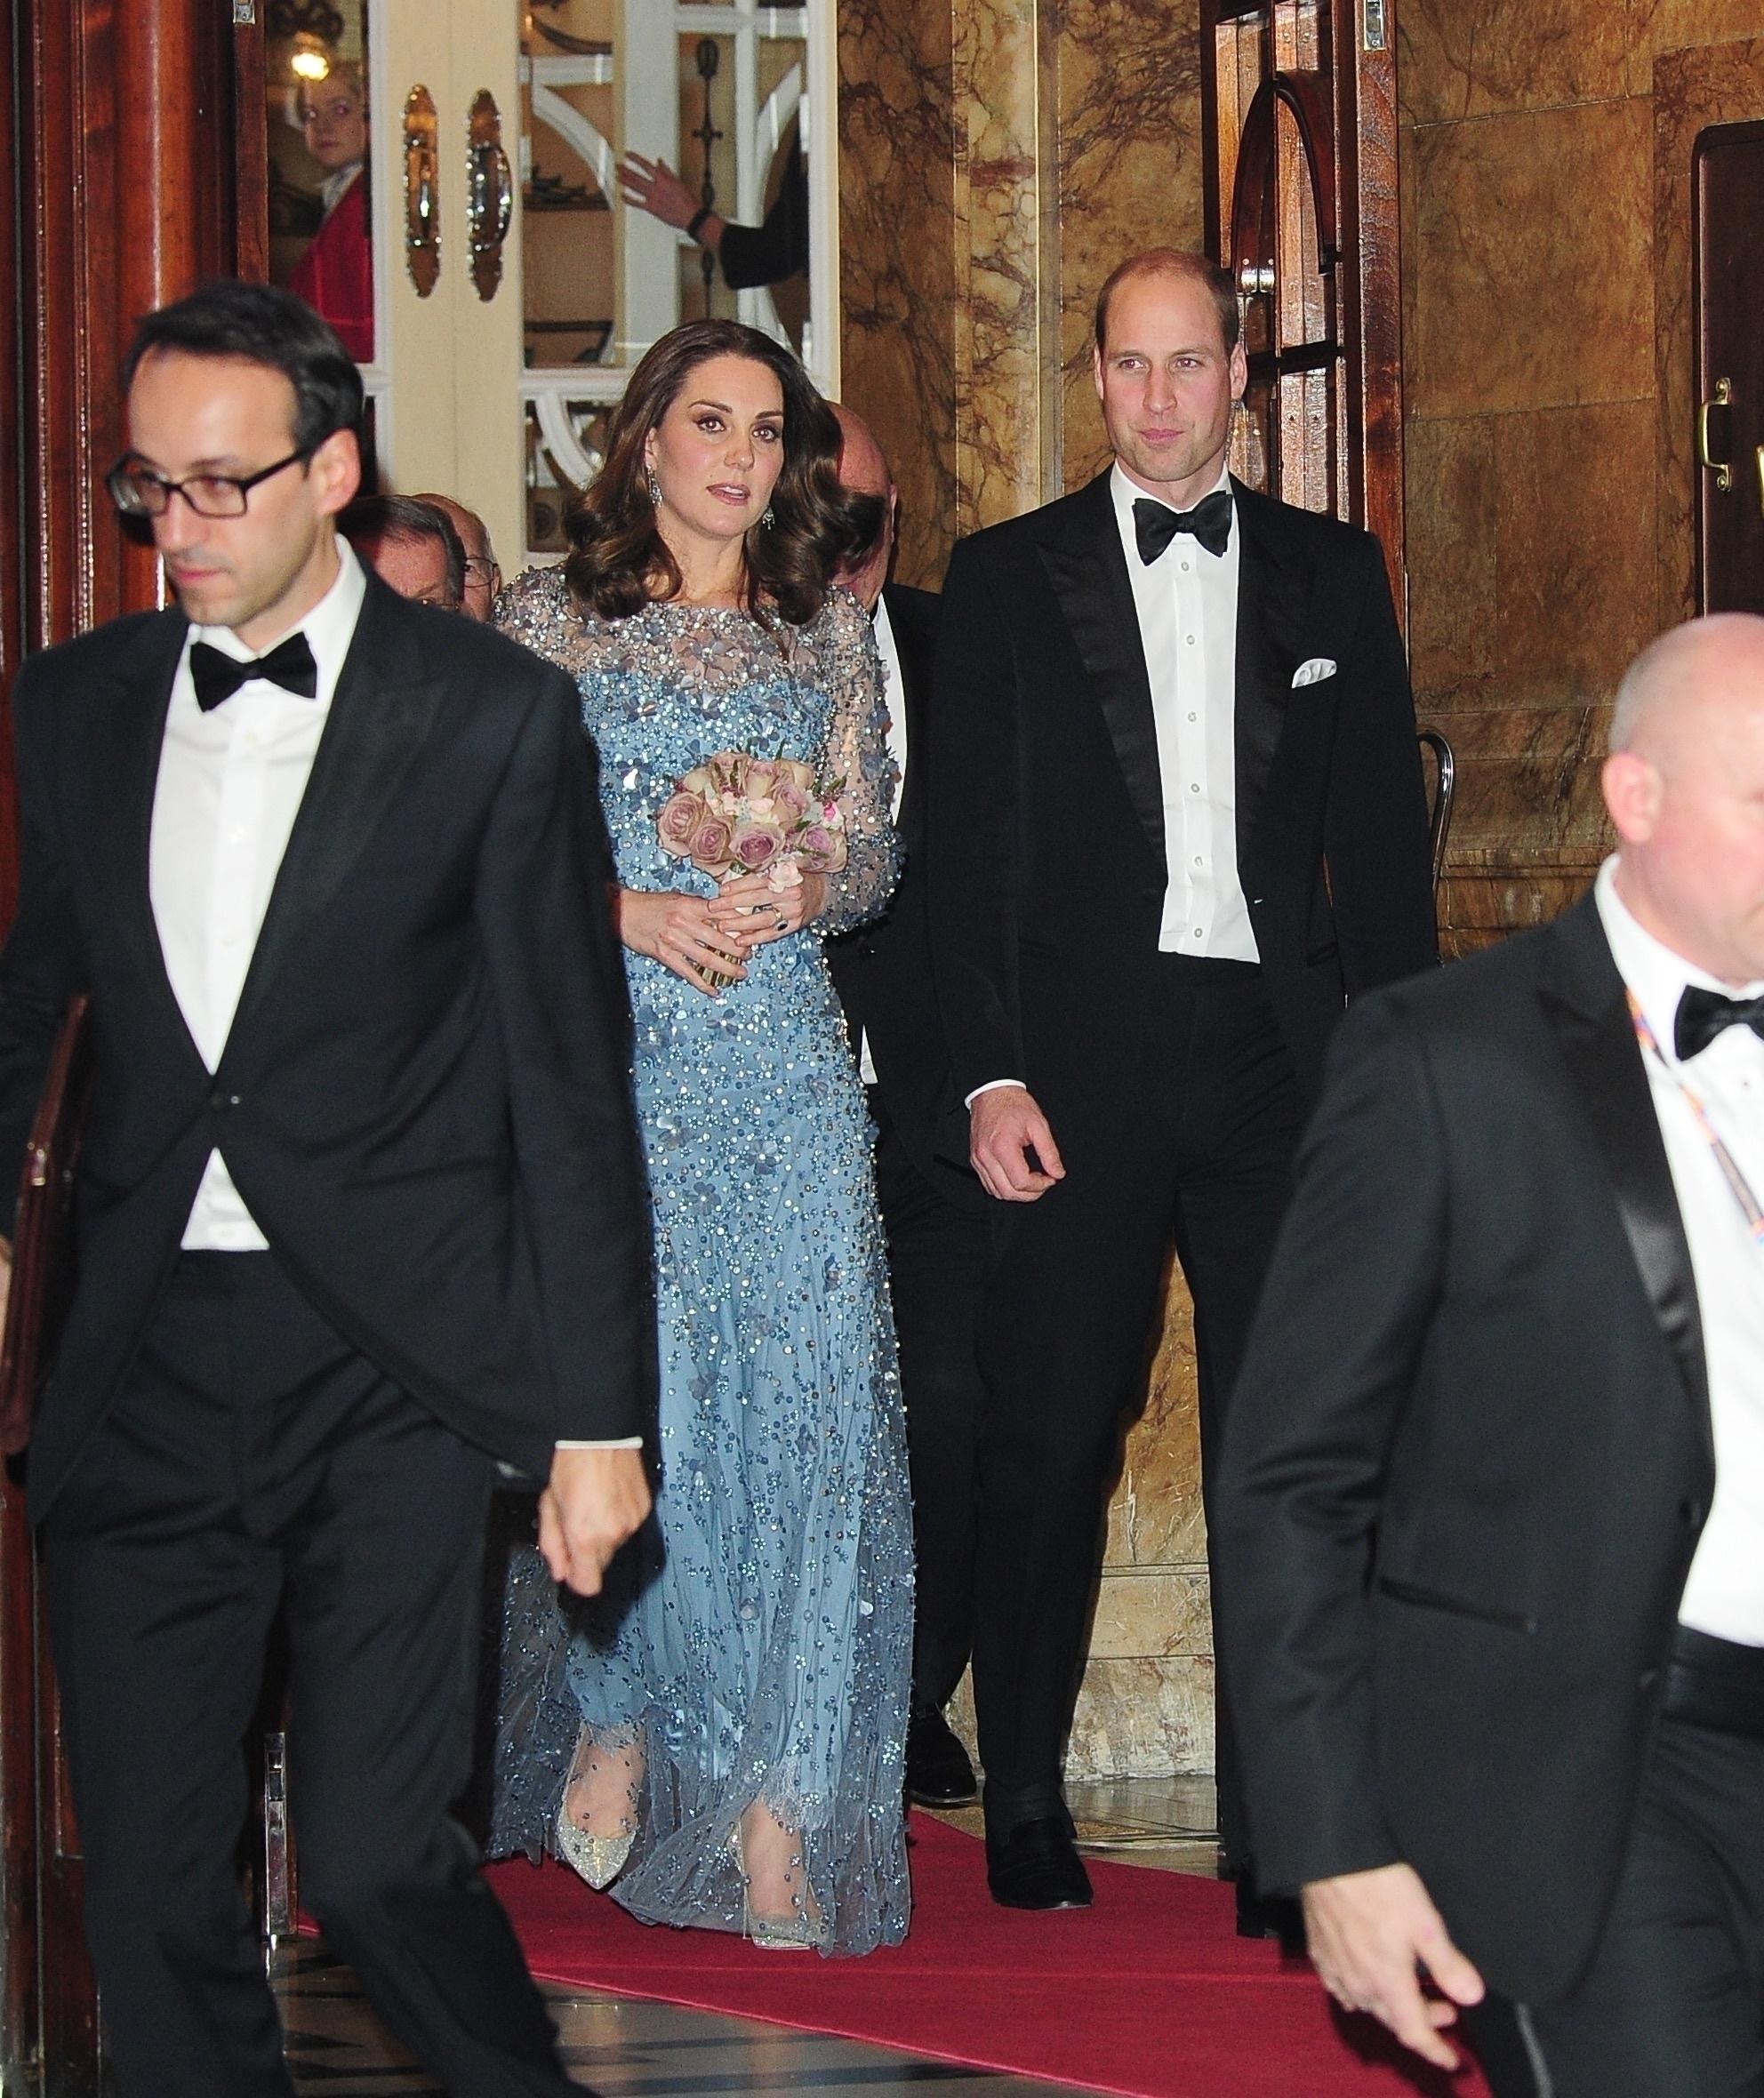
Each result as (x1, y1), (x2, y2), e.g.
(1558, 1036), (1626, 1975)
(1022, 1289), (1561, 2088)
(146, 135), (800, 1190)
(810, 589), (901, 936)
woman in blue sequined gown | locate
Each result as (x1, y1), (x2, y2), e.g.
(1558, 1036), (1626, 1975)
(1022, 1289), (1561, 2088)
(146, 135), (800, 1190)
(489, 321), (913, 1955)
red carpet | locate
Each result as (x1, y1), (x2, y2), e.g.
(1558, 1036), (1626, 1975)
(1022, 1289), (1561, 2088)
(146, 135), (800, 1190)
(485, 1814), (1493, 2098)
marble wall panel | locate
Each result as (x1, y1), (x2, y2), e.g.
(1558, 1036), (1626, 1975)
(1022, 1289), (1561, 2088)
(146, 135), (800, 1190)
(838, 0), (959, 588)
(1046, 0), (1207, 489)
(1405, 96), (1653, 421)
(1651, 38), (1764, 633)
(1493, 398), (1658, 709)
(1088, 1570), (1214, 1661)
(1405, 414), (1497, 709)
(1399, 0), (1764, 125)
(1068, 1656), (1215, 1778)
(952, 0), (1050, 532)
(1104, 1265), (1207, 1570)
(1399, 0), (1647, 127)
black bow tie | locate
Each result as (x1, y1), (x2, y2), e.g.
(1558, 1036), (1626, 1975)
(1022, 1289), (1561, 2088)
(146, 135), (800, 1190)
(1133, 489), (1233, 565)
(188, 632), (318, 713)
(1674, 983), (1764, 1061)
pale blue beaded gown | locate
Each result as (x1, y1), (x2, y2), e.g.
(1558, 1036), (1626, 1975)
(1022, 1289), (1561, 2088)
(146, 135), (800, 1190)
(489, 568), (913, 1956)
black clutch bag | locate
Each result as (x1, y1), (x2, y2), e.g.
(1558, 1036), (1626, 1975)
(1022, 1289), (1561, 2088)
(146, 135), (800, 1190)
(0, 996), (93, 1456)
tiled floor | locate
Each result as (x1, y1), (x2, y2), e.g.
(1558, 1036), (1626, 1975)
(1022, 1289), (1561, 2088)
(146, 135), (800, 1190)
(272, 1777), (1219, 2096)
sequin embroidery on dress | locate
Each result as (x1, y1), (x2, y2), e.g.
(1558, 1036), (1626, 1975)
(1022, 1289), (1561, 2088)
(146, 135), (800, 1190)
(488, 568), (913, 1956)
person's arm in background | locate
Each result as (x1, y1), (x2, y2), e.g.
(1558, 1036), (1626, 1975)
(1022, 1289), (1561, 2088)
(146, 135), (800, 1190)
(473, 664), (657, 1594)
(1213, 991), (1483, 2071)
(925, 540), (1062, 1204)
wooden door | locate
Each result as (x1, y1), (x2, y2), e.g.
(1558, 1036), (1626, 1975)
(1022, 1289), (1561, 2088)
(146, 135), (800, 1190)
(1200, 0), (1405, 605)
(1694, 122), (1764, 615)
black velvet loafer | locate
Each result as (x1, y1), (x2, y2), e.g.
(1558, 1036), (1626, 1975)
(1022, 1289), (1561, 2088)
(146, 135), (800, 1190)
(905, 1703), (979, 1806)
(985, 1816), (1094, 1910)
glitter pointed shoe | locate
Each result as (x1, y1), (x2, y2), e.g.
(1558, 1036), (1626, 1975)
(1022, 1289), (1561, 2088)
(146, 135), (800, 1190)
(555, 1804), (633, 1891)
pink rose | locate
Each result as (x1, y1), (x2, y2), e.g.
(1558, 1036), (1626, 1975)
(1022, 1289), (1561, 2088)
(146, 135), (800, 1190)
(744, 758), (781, 798)
(656, 789), (702, 856)
(679, 764), (715, 797)
(771, 778), (810, 821)
(780, 759), (816, 796)
(730, 820), (786, 871)
(796, 824), (847, 873)
(688, 815), (734, 872)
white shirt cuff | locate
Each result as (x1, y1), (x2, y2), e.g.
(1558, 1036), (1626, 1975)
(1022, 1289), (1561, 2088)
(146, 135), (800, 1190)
(554, 1437), (645, 1450)
(964, 1078), (1028, 1109)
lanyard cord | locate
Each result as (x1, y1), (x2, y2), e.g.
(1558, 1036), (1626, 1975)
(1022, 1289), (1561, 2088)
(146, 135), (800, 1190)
(1627, 989), (1764, 1247)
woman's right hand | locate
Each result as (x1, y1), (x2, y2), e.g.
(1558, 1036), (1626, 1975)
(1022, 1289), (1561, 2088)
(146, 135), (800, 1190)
(614, 887), (750, 995)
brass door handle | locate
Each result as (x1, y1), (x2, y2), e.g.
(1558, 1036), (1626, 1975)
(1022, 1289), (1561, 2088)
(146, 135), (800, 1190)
(1698, 376), (1733, 492)
(468, 91), (513, 301)
(404, 85), (440, 298)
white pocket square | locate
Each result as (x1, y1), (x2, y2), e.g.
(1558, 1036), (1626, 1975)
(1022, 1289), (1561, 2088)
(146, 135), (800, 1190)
(1292, 657), (1337, 688)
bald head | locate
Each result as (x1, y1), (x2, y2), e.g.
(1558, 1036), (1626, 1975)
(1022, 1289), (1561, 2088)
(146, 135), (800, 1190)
(414, 492), (499, 619)
(830, 403), (896, 610)
(1603, 613), (1764, 986)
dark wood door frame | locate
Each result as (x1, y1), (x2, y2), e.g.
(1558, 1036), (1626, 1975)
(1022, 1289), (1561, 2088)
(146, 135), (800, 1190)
(3, 3), (245, 2086)
(1693, 119), (1764, 615)
(1199, 0), (1407, 618)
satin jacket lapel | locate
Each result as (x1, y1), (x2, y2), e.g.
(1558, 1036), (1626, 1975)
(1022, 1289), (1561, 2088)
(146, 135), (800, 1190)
(1037, 475), (1166, 866)
(1539, 896), (1712, 1456)
(224, 582), (443, 1051)
(84, 610), (210, 1071)
(1232, 478), (1312, 865)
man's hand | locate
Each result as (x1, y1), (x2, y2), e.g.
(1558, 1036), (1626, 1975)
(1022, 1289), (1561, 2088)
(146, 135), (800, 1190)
(537, 1445), (652, 1597)
(969, 1086), (1066, 1203)
(1303, 1862), (1485, 2071)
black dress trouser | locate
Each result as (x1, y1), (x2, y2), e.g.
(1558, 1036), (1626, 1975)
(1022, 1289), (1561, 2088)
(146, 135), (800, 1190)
(1464, 1634), (1764, 2098)
(970, 956), (1307, 1869)
(41, 1252), (580, 2098)
(869, 1086), (990, 1711)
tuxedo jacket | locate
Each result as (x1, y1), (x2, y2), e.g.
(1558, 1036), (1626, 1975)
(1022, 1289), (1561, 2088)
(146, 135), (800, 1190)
(926, 471), (1437, 1119)
(0, 573), (655, 1523)
(825, 584), (983, 1211)
(1214, 893), (1716, 2004)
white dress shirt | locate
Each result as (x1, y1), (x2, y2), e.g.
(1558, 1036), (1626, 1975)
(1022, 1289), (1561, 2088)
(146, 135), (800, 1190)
(148, 541), (633, 1454)
(151, 544), (366, 1250)
(965, 460), (1255, 1109)
(857, 594), (909, 1090)
(1110, 460), (1256, 963)
(1595, 858), (1764, 1646)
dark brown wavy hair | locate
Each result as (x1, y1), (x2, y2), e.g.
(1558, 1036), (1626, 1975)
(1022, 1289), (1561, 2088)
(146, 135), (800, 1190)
(562, 320), (883, 626)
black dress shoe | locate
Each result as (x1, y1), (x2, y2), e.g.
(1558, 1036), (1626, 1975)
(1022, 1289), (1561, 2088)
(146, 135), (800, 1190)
(986, 1816), (1094, 1910)
(1235, 1879), (1305, 1954)
(905, 1703), (979, 1806)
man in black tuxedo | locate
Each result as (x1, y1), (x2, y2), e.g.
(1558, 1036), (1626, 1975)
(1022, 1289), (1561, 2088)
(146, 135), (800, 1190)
(926, 250), (1436, 1912)
(825, 405), (987, 1807)
(1216, 615), (1764, 2094)
(0, 282), (654, 2097)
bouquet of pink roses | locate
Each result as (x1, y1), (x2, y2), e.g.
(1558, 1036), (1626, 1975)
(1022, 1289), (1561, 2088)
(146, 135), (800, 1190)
(654, 749), (848, 885)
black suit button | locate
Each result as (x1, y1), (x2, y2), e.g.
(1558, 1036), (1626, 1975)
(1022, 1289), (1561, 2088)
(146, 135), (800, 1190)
(210, 1088), (241, 1110)
(1680, 1498), (1704, 1526)
(1638, 1668), (1658, 1691)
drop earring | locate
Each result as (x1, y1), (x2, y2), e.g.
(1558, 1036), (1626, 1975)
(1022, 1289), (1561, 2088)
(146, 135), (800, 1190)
(646, 469), (662, 504)
(761, 506), (775, 529)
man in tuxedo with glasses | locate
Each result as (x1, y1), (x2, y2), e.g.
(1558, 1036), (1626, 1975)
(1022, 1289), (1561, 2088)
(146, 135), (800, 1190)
(0, 280), (654, 2097)
(1216, 614), (1764, 2094)
(926, 247), (1437, 1916)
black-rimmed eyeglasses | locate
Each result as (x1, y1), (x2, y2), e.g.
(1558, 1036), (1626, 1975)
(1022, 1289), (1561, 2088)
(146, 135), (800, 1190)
(105, 444), (317, 520)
